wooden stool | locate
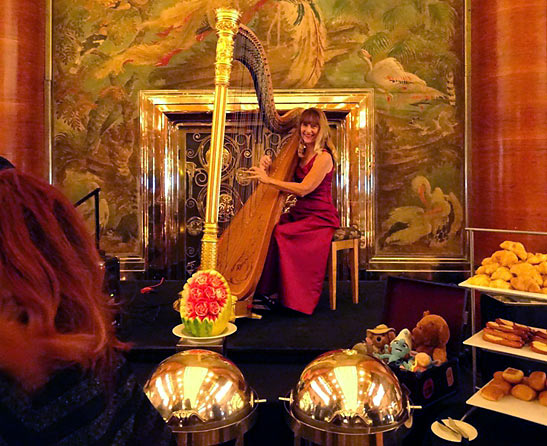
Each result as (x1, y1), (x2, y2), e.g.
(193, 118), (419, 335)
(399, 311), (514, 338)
(328, 226), (360, 310)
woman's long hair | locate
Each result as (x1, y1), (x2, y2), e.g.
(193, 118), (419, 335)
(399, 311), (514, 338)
(298, 108), (338, 162)
(0, 168), (128, 391)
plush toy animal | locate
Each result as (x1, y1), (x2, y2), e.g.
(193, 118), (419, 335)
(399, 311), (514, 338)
(411, 311), (450, 363)
(375, 328), (412, 368)
(353, 324), (396, 355)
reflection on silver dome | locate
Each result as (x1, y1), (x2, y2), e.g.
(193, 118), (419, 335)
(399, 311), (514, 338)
(144, 349), (254, 431)
(290, 349), (410, 434)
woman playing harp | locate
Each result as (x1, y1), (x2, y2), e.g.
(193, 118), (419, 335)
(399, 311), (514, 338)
(247, 108), (340, 315)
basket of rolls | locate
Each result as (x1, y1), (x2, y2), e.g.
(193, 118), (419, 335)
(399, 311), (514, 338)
(464, 241), (547, 295)
(480, 367), (547, 407)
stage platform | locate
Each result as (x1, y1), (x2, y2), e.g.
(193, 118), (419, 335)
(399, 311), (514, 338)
(117, 280), (546, 446)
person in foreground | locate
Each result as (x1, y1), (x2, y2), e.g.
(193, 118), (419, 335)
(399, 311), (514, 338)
(0, 157), (174, 446)
(247, 108), (340, 315)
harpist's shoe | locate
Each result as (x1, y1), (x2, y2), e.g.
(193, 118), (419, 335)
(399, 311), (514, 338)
(252, 293), (279, 312)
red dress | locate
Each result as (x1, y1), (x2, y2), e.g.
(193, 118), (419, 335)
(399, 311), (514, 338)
(258, 153), (340, 314)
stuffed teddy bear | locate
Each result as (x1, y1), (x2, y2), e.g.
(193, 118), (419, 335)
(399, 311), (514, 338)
(411, 311), (450, 363)
(352, 324), (396, 355)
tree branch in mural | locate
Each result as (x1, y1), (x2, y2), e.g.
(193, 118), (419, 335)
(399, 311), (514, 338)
(379, 175), (462, 248)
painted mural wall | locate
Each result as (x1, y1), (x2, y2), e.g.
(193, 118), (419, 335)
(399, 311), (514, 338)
(52, 0), (465, 261)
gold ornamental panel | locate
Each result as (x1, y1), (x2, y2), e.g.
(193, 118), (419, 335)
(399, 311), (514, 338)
(138, 89), (373, 277)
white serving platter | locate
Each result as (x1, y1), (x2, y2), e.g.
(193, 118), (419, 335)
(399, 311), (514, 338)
(463, 331), (547, 363)
(467, 381), (547, 426)
(459, 279), (547, 302)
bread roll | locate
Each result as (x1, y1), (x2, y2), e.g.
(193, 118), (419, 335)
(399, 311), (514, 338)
(528, 371), (546, 392)
(502, 367), (524, 384)
(493, 371), (505, 381)
(539, 390), (547, 407)
(481, 384), (505, 401)
(511, 384), (537, 401)
(490, 378), (512, 395)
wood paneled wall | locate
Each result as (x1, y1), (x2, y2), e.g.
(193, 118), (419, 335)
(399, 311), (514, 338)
(471, 1), (547, 259)
(0, 0), (46, 177)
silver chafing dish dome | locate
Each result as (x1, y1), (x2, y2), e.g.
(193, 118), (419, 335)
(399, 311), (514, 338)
(289, 349), (410, 434)
(144, 349), (256, 431)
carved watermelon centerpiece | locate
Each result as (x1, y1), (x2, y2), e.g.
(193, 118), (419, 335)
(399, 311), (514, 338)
(179, 269), (233, 337)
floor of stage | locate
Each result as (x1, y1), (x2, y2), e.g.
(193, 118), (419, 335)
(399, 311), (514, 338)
(118, 279), (546, 446)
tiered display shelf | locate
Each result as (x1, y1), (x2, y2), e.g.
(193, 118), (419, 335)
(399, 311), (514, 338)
(460, 227), (547, 427)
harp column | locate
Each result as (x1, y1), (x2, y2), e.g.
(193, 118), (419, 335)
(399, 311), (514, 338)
(201, 9), (241, 270)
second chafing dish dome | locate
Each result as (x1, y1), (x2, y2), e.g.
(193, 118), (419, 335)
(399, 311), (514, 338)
(289, 349), (410, 434)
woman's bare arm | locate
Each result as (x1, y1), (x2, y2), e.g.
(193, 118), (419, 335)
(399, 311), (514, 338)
(247, 151), (333, 197)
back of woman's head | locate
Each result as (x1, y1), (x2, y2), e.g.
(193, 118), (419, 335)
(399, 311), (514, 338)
(0, 164), (126, 391)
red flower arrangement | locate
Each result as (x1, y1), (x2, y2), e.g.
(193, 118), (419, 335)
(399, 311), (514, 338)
(183, 270), (229, 321)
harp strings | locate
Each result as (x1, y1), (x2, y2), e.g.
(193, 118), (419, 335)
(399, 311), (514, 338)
(221, 52), (262, 253)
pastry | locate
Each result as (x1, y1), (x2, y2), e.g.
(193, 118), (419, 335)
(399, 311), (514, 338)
(467, 274), (490, 287)
(491, 266), (513, 282)
(511, 384), (537, 401)
(537, 261), (547, 275)
(502, 367), (524, 384)
(526, 253), (547, 264)
(530, 340), (547, 355)
(539, 390), (547, 407)
(531, 329), (547, 341)
(483, 327), (524, 343)
(490, 279), (512, 290)
(511, 275), (541, 293)
(480, 384), (505, 401)
(500, 241), (527, 261)
(528, 371), (546, 392)
(482, 331), (524, 349)
(492, 250), (519, 267)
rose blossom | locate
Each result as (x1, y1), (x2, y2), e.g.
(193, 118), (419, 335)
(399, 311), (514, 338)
(215, 288), (227, 301)
(204, 286), (216, 300)
(208, 301), (220, 317)
(193, 300), (209, 318)
(195, 273), (209, 286)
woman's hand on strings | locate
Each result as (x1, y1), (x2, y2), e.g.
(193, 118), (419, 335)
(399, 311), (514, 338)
(259, 155), (272, 171)
(247, 166), (271, 184)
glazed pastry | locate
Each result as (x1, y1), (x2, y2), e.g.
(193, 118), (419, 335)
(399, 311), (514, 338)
(502, 367), (524, 384)
(511, 384), (537, 401)
(528, 371), (546, 392)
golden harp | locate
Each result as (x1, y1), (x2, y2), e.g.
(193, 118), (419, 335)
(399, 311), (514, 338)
(202, 9), (302, 318)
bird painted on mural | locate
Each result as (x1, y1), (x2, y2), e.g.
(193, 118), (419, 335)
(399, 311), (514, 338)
(380, 176), (463, 247)
(358, 49), (447, 100)
(413, 175), (463, 246)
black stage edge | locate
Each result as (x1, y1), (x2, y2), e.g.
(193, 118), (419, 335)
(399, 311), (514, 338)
(118, 280), (546, 446)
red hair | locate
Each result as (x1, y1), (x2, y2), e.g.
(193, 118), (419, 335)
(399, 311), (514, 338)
(0, 169), (128, 391)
